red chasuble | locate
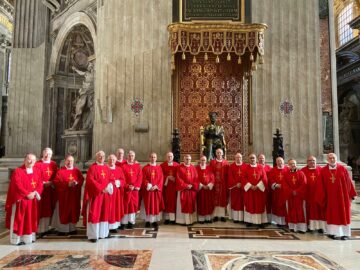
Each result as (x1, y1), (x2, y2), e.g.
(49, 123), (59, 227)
(227, 163), (247, 211)
(318, 164), (357, 226)
(5, 166), (43, 236)
(115, 160), (126, 168)
(160, 161), (179, 214)
(260, 164), (272, 216)
(283, 170), (307, 224)
(176, 164), (199, 214)
(122, 162), (142, 214)
(268, 166), (289, 218)
(53, 167), (84, 225)
(82, 163), (111, 225)
(142, 164), (164, 215)
(209, 159), (229, 208)
(35, 160), (58, 219)
(196, 165), (215, 216)
(108, 166), (126, 224)
(260, 164), (272, 174)
(301, 166), (326, 223)
(243, 165), (268, 214)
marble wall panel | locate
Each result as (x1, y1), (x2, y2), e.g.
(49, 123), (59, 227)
(251, 0), (323, 162)
(93, 0), (172, 160)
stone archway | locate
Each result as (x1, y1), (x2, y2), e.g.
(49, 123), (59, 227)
(46, 13), (96, 160)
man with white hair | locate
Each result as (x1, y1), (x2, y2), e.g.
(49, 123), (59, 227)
(160, 152), (179, 225)
(115, 148), (126, 167)
(268, 157), (289, 226)
(176, 154), (199, 225)
(141, 152), (164, 229)
(243, 153), (268, 227)
(318, 153), (357, 240)
(83, 151), (113, 242)
(283, 159), (307, 233)
(121, 150), (142, 229)
(301, 155), (326, 233)
(209, 148), (229, 222)
(52, 155), (84, 235)
(107, 154), (126, 232)
(5, 153), (43, 245)
(196, 155), (215, 223)
(227, 152), (246, 223)
(35, 147), (58, 236)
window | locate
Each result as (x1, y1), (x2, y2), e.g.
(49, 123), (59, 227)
(338, 3), (354, 46)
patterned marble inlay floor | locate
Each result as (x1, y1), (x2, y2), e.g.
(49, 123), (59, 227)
(38, 226), (157, 241)
(191, 250), (345, 270)
(188, 226), (301, 240)
(188, 226), (360, 240)
(0, 250), (152, 269)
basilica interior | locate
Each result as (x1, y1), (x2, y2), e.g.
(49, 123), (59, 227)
(0, 0), (359, 269)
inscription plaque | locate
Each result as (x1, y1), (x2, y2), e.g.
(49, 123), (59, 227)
(182, 0), (244, 22)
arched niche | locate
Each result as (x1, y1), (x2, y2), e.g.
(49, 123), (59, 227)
(45, 12), (96, 158)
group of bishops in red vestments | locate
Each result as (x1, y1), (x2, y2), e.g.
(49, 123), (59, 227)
(6, 149), (357, 244)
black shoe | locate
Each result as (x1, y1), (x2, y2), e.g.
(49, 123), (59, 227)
(258, 224), (265, 229)
(57, 232), (67, 236)
(164, 220), (170, 225)
(145, 222), (151, 228)
(213, 217), (219, 222)
(118, 225), (125, 230)
(327, 234), (336, 240)
(105, 234), (112, 238)
(233, 220), (239, 224)
(127, 223), (134, 229)
(298, 231), (306, 234)
(199, 221), (205, 224)
(170, 220), (176, 225)
(340, 236), (348, 240)
(318, 229), (324, 234)
(68, 230), (77, 235)
(109, 229), (118, 233)
(220, 217), (226, 222)
(90, 239), (97, 243)
(246, 223), (252, 227)
(37, 232), (45, 239)
(17, 241), (25, 246)
(208, 219), (213, 223)
(152, 222), (159, 229)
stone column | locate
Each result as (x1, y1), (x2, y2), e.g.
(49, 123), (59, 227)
(5, 0), (48, 157)
(328, 0), (340, 158)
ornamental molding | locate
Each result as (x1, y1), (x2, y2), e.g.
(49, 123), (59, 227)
(168, 22), (267, 70)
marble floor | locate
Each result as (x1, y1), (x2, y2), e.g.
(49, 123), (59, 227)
(0, 197), (359, 269)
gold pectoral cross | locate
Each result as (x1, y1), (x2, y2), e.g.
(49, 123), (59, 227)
(238, 170), (241, 177)
(330, 173), (336, 184)
(310, 173), (316, 182)
(101, 170), (106, 179)
(252, 171), (257, 179)
(292, 176), (296, 184)
(129, 169), (134, 176)
(186, 170), (191, 178)
(278, 173), (283, 182)
(203, 173), (207, 180)
(151, 170), (156, 179)
(68, 174), (75, 182)
(31, 179), (36, 188)
(45, 167), (52, 177)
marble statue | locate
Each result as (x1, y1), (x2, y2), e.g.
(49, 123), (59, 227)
(69, 62), (94, 130)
